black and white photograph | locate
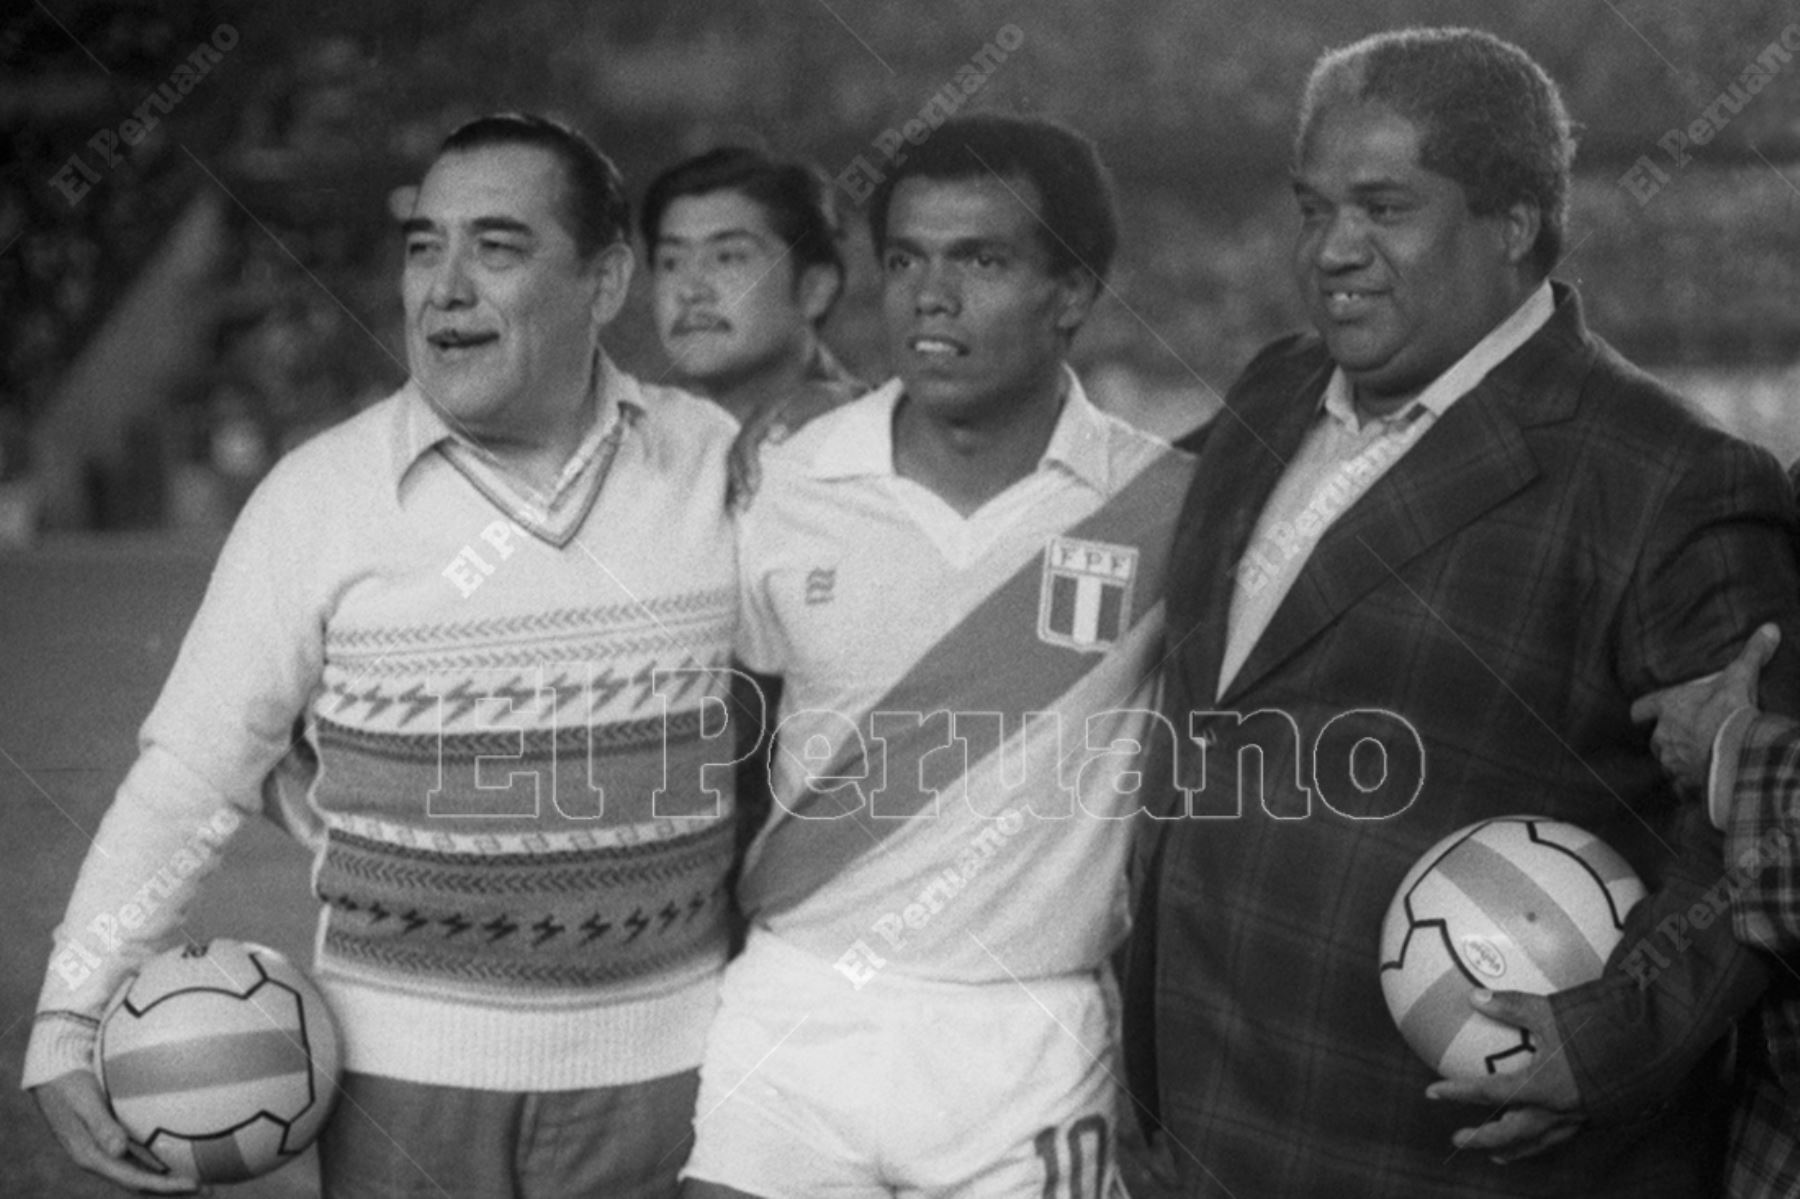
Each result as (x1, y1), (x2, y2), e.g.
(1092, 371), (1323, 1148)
(3, 2), (1799, 1196)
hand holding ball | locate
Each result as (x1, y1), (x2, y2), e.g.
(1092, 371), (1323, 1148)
(1379, 817), (1645, 1079)
(98, 939), (341, 1182)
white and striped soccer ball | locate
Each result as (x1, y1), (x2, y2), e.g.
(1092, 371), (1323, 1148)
(98, 939), (341, 1182)
(1378, 816), (1646, 1080)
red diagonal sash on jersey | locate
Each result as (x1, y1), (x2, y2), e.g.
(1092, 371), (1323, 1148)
(741, 448), (1195, 920)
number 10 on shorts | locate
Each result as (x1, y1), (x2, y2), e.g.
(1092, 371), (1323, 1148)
(1033, 1114), (1124, 1199)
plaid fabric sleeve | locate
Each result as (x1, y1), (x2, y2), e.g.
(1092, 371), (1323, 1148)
(1721, 714), (1800, 1123)
(1555, 435), (1798, 1125)
(1726, 714), (1800, 952)
(1726, 1068), (1800, 1199)
(1555, 802), (1771, 1124)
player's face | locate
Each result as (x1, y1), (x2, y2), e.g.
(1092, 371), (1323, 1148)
(881, 174), (1091, 423)
(402, 144), (612, 438)
(1292, 102), (1529, 412)
(651, 190), (815, 393)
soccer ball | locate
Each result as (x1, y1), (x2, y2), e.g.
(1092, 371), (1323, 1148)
(98, 939), (342, 1182)
(1378, 816), (1646, 1080)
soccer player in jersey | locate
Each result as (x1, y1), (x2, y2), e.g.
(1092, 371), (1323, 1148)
(681, 114), (1193, 1198)
(643, 147), (863, 426)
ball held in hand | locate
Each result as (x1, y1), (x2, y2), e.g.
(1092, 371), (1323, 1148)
(98, 938), (341, 1182)
(1379, 816), (1645, 1080)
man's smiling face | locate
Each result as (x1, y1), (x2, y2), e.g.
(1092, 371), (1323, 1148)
(1292, 102), (1530, 412)
(402, 143), (605, 438)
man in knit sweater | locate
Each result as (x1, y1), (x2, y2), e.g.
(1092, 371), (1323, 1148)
(26, 113), (742, 1198)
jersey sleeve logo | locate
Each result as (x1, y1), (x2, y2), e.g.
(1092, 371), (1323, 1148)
(804, 567), (837, 606)
(1038, 536), (1137, 653)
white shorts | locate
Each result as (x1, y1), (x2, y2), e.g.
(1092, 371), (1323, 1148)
(683, 928), (1127, 1198)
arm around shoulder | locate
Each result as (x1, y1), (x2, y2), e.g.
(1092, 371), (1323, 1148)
(1548, 435), (1800, 1122)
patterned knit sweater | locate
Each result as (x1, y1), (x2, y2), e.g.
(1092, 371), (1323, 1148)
(26, 365), (741, 1091)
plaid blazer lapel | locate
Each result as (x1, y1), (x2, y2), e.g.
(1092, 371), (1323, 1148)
(1192, 286), (1595, 709)
(1224, 391), (1542, 703)
(1170, 351), (1332, 703)
(1219, 288), (1595, 705)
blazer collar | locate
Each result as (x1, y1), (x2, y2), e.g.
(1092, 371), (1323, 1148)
(1196, 282), (1594, 704)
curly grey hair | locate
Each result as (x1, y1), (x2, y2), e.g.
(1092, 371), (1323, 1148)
(1296, 27), (1576, 276)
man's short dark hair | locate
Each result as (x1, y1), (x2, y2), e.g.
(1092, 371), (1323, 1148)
(868, 114), (1119, 282)
(1296, 27), (1575, 275)
(438, 112), (630, 260)
(640, 146), (847, 288)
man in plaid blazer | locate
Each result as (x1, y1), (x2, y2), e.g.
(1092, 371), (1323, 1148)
(1126, 27), (1800, 1198)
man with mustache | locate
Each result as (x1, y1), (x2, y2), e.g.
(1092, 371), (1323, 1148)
(25, 112), (742, 1198)
(641, 147), (865, 879)
(643, 146), (863, 426)
(1127, 26), (1800, 1198)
